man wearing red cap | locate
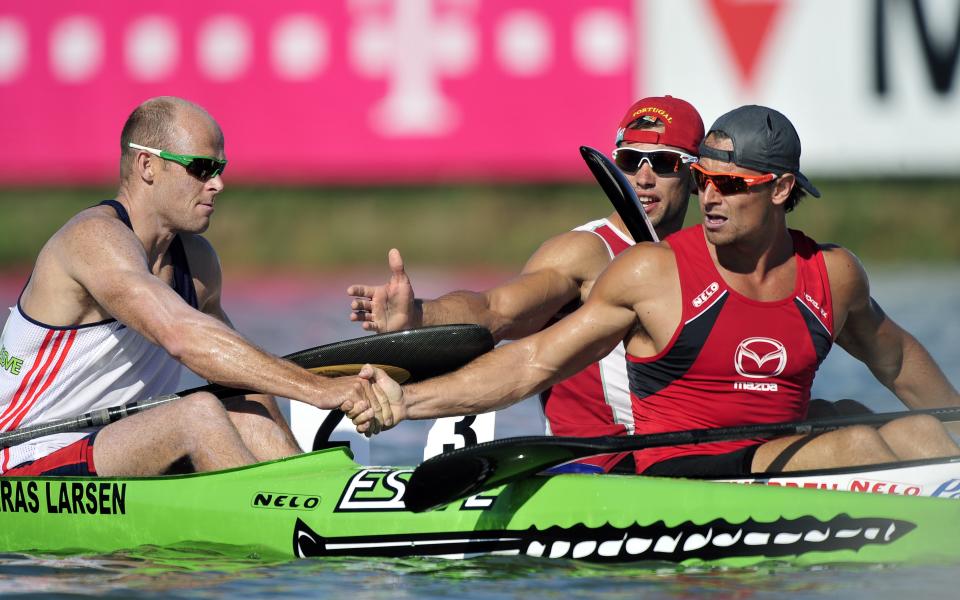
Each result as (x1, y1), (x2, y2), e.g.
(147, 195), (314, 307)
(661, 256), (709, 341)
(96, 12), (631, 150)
(353, 105), (959, 477)
(347, 96), (704, 471)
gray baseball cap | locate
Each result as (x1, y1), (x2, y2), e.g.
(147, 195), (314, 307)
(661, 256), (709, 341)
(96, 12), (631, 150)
(698, 105), (820, 198)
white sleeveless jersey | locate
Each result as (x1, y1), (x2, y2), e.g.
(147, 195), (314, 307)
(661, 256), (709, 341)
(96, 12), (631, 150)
(0, 304), (182, 472)
(541, 219), (634, 449)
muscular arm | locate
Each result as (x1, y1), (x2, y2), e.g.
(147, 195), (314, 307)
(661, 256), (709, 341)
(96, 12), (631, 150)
(829, 247), (959, 409)
(444, 232), (613, 341)
(399, 247), (659, 419)
(350, 231), (612, 342)
(405, 294), (634, 417)
(60, 216), (374, 411)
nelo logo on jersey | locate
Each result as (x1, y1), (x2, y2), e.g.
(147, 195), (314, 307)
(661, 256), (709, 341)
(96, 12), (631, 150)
(735, 337), (787, 378)
(803, 293), (829, 321)
(692, 282), (720, 308)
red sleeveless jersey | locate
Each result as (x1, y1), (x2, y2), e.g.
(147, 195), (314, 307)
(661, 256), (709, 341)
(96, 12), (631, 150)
(541, 219), (633, 471)
(625, 225), (834, 473)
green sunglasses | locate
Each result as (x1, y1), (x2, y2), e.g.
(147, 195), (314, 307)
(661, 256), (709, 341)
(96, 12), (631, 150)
(128, 142), (227, 181)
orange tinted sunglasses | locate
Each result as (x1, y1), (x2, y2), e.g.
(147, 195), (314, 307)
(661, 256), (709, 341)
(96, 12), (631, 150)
(691, 163), (776, 195)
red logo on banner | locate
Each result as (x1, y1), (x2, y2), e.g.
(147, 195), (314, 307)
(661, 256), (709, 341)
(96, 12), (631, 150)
(708, 0), (785, 87)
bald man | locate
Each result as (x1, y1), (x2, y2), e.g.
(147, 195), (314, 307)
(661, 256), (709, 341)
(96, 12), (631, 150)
(0, 96), (393, 477)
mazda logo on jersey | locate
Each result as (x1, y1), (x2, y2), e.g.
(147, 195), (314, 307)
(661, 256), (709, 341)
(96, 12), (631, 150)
(735, 337), (787, 379)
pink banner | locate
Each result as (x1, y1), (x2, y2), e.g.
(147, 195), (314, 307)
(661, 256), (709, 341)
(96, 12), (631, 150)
(0, 1), (637, 184)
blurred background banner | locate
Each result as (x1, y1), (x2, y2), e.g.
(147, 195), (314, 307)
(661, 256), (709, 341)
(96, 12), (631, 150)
(0, 0), (635, 184)
(647, 0), (960, 177)
(0, 0), (958, 185)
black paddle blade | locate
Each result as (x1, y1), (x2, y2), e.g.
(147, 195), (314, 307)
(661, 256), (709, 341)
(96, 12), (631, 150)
(404, 435), (618, 512)
(579, 145), (659, 243)
(284, 325), (494, 384)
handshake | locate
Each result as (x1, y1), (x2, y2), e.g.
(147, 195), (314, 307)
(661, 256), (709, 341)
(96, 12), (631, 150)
(339, 364), (407, 436)
(319, 324), (495, 438)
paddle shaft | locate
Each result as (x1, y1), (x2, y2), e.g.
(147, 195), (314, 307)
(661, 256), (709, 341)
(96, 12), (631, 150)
(577, 406), (960, 454)
(0, 365), (348, 449)
(0, 365), (356, 449)
(404, 405), (960, 511)
(579, 146), (659, 243)
(0, 325), (494, 450)
(0, 389), (197, 448)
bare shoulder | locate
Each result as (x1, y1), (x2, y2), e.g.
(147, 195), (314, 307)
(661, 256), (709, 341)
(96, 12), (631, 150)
(587, 241), (680, 353)
(22, 205), (147, 324)
(820, 242), (862, 271)
(44, 205), (146, 275)
(619, 241), (677, 276)
(820, 245), (874, 338)
(522, 228), (615, 282)
(594, 241), (676, 299)
(58, 204), (140, 248)
(820, 243), (870, 308)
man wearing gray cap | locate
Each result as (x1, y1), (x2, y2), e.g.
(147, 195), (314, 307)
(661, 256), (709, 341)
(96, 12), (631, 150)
(353, 105), (960, 477)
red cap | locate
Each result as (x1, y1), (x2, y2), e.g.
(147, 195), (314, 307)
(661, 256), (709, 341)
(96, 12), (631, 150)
(615, 95), (705, 155)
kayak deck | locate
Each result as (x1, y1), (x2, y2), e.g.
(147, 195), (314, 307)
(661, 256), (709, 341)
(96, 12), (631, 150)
(2, 448), (959, 567)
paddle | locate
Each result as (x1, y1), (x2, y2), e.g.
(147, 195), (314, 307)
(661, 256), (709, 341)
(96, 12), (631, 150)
(580, 145), (659, 243)
(402, 405), (960, 511)
(0, 324), (494, 449)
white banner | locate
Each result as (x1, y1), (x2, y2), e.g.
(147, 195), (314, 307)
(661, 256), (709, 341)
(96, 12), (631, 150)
(641, 0), (960, 176)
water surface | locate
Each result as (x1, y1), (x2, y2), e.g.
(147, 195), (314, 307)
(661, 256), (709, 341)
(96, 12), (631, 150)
(1, 266), (959, 598)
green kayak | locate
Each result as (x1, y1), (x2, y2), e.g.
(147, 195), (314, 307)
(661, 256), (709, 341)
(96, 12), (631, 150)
(2, 448), (959, 567)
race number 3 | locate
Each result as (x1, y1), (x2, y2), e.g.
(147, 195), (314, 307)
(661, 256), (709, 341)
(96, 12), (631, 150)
(423, 413), (495, 460)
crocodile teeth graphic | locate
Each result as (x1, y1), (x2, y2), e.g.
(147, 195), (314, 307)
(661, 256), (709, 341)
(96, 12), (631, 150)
(293, 514), (916, 562)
